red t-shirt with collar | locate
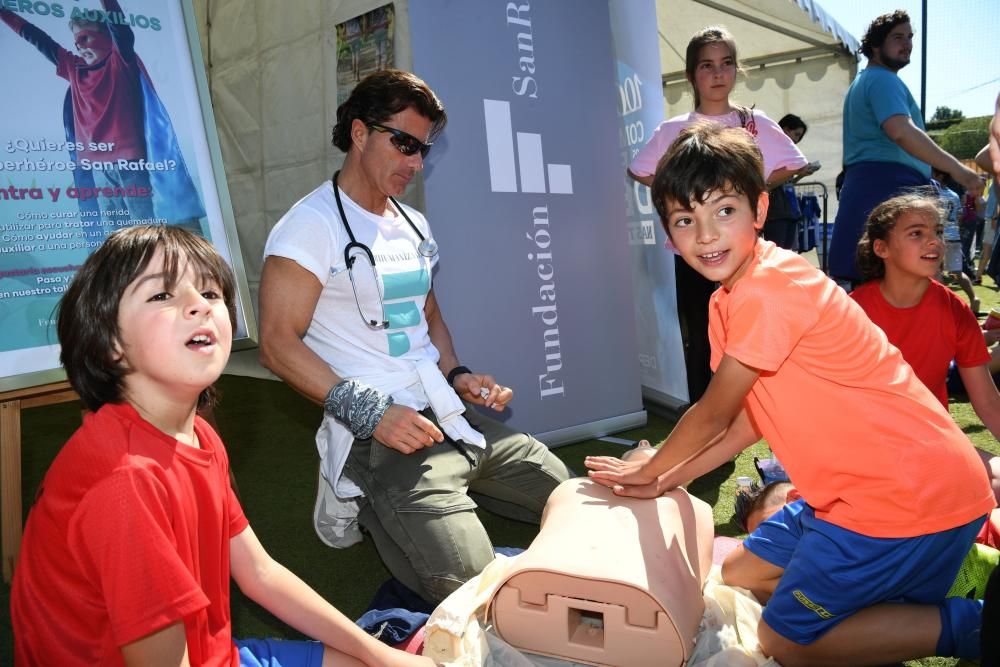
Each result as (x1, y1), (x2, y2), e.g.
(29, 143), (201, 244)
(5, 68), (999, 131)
(11, 402), (248, 666)
(850, 279), (990, 406)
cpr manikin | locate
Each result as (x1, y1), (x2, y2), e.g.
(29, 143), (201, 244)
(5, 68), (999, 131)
(487, 443), (715, 666)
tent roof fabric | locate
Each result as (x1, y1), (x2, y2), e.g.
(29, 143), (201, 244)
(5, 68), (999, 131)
(658, 0), (859, 83)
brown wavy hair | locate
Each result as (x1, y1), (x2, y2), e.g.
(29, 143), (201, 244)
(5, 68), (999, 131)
(860, 10), (910, 59)
(331, 69), (446, 152)
(855, 191), (942, 282)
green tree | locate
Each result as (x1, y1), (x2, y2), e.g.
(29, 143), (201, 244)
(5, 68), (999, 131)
(931, 106), (965, 122)
(936, 116), (989, 160)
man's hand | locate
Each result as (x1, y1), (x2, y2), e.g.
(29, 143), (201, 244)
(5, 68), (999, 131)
(584, 456), (665, 498)
(452, 372), (512, 411)
(952, 163), (986, 199)
(372, 404), (443, 454)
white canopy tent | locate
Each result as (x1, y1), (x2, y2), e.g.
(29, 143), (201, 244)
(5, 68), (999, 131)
(190, 0), (859, 340)
(655, 0), (860, 227)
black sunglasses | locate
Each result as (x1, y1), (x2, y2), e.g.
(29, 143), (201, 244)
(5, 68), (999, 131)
(367, 123), (433, 158)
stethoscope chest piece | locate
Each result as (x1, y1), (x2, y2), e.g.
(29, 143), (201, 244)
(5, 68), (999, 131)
(418, 237), (438, 258)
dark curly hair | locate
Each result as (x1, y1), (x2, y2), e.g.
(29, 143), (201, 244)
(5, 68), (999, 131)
(331, 69), (447, 152)
(855, 191), (942, 283)
(57, 225), (237, 412)
(733, 481), (793, 533)
(860, 10), (910, 59)
(651, 121), (766, 235)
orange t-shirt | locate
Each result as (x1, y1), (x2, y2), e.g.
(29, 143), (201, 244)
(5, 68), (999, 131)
(709, 241), (994, 537)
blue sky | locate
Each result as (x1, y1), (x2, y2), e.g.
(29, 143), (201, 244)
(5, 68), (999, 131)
(827, 0), (999, 120)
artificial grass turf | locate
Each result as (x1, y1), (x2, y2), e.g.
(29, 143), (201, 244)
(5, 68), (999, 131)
(2, 278), (999, 666)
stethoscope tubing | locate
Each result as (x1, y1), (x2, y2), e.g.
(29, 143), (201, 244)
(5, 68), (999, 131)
(332, 170), (438, 330)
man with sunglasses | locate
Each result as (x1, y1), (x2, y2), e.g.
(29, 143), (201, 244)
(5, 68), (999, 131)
(0, 0), (205, 242)
(260, 69), (571, 604)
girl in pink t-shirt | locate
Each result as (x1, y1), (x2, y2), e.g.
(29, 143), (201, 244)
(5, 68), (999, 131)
(628, 26), (810, 188)
(628, 26), (811, 403)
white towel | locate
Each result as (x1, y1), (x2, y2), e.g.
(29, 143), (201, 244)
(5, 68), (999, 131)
(315, 361), (486, 523)
(415, 360), (486, 448)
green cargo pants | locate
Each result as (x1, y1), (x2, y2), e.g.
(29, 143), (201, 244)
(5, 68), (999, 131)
(344, 405), (572, 603)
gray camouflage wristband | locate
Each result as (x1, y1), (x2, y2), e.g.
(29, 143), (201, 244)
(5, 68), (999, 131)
(324, 379), (393, 441)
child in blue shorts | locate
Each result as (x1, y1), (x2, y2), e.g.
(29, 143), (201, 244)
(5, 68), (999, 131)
(10, 226), (433, 666)
(585, 122), (993, 665)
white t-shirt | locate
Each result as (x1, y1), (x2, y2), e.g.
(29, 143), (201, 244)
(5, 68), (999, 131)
(267, 181), (486, 499)
(265, 180), (440, 382)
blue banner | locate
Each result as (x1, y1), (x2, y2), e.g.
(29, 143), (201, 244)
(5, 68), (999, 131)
(610, 0), (689, 405)
(410, 0), (645, 440)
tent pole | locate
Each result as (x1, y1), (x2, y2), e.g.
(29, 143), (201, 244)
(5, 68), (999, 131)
(920, 0), (927, 120)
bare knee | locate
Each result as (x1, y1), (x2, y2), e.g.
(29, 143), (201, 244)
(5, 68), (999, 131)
(757, 620), (814, 667)
(721, 544), (778, 592)
(720, 545), (754, 588)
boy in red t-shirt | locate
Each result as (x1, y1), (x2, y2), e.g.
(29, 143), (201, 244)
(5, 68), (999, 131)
(585, 123), (993, 665)
(10, 226), (432, 666)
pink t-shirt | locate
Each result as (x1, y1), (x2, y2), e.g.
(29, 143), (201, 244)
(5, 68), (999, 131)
(630, 109), (807, 179)
(851, 280), (990, 406)
(709, 240), (994, 538)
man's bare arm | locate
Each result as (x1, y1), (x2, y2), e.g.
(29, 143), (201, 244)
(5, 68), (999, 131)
(882, 114), (984, 196)
(258, 256), (340, 404)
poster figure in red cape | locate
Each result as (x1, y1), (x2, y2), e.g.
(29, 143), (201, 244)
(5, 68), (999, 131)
(1, 0), (205, 242)
(0, 0), (242, 389)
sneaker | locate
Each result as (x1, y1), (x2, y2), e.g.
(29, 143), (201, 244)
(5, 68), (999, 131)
(313, 466), (364, 548)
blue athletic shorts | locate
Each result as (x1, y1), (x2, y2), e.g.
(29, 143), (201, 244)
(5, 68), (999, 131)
(744, 499), (986, 645)
(235, 637), (324, 667)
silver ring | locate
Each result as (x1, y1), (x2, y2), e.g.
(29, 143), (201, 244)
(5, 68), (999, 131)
(479, 387), (490, 399)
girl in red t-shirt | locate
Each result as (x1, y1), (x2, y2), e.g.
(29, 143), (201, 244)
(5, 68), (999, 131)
(853, 193), (1000, 442)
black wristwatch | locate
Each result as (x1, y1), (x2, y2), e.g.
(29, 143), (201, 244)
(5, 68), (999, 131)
(446, 365), (472, 387)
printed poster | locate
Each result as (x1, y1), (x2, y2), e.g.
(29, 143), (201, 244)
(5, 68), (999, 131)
(0, 0), (251, 390)
(336, 3), (394, 106)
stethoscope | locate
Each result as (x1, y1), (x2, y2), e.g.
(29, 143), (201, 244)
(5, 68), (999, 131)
(332, 170), (438, 329)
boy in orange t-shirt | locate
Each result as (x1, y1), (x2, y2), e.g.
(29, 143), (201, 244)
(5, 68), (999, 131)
(585, 122), (994, 665)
